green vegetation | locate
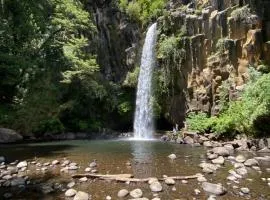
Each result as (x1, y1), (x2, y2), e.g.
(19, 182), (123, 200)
(187, 68), (270, 138)
(119, 0), (168, 24)
(231, 5), (252, 23)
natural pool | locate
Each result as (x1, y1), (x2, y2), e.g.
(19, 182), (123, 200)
(0, 139), (270, 199)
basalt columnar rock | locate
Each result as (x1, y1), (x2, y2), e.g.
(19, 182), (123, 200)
(156, 0), (270, 124)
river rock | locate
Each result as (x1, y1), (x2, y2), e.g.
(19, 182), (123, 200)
(168, 154), (176, 160)
(11, 177), (25, 186)
(148, 178), (158, 185)
(194, 189), (201, 195)
(150, 181), (163, 192)
(0, 128), (23, 143)
(211, 156), (225, 165)
(235, 155), (246, 163)
(197, 176), (207, 182)
(258, 147), (270, 153)
(117, 189), (129, 197)
(244, 159), (259, 167)
(89, 160), (97, 168)
(240, 187), (250, 194)
(2, 175), (13, 180)
(202, 182), (227, 195)
(130, 189), (143, 198)
(184, 136), (194, 144)
(105, 196), (111, 200)
(67, 181), (75, 188)
(85, 167), (91, 172)
(62, 160), (70, 166)
(52, 160), (60, 165)
(203, 141), (213, 147)
(208, 154), (218, 160)
(40, 184), (54, 194)
(164, 178), (175, 185)
(236, 167), (248, 175)
(73, 191), (89, 200)
(68, 166), (78, 170)
(224, 144), (234, 151)
(7, 166), (18, 174)
(79, 177), (87, 182)
(212, 147), (230, 156)
(234, 162), (245, 169)
(65, 189), (77, 197)
(16, 161), (27, 169)
(207, 195), (217, 200)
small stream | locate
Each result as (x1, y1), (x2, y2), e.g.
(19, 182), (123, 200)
(0, 140), (269, 199)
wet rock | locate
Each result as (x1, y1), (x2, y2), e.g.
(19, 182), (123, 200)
(52, 160), (60, 165)
(85, 167), (91, 172)
(11, 177), (25, 186)
(65, 189), (77, 197)
(211, 156), (225, 165)
(89, 160), (97, 168)
(79, 177), (87, 182)
(67, 181), (75, 188)
(244, 159), (259, 167)
(194, 188), (201, 195)
(68, 166), (79, 170)
(16, 161), (27, 169)
(164, 178), (175, 185)
(235, 155), (246, 163)
(148, 177), (158, 184)
(258, 147), (270, 153)
(208, 153), (218, 160)
(212, 147), (230, 156)
(73, 191), (89, 200)
(234, 162), (245, 169)
(176, 137), (184, 144)
(181, 180), (188, 184)
(236, 167), (248, 175)
(168, 154), (176, 160)
(184, 136), (194, 144)
(202, 182), (227, 195)
(117, 189), (129, 197)
(240, 187), (250, 194)
(40, 184), (54, 194)
(150, 181), (163, 192)
(130, 189), (143, 198)
(197, 176), (207, 182)
(203, 141), (213, 147)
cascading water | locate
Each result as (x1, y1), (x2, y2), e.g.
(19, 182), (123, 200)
(133, 23), (157, 139)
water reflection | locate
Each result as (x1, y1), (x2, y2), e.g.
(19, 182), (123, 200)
(131, 141), (154, 178)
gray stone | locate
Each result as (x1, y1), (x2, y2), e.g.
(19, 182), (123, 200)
(203, 141), (213, 147)
(184, 136), (194, 144)
(212, 147), (230, 156)
(234, 163), (245, 169)
(148, 177), (158, 185)
(211, 156), (225, 165)
(150, 181), (163, 192)
(73, 191), (89, 200)
(258, 147), (270, 153)
(16, 161), (27, 169)
(11, 177), (25, 186)
(79, 177), (87, 182)
(168, 154), (176, 160)
(236, 167), (248, 175)
(202, 182), (227, 195)
(68, 166), (78, 170)
(235, 155), (246, 163)
(197, 176), (207, 182)
(194, 189), (201, 195)
(85, 167), (91, 172)
(130, 189), (143, 198)
(244, 159), (259, 167)
(208, 154), (218, 160)
(67, 181), (75, 188)
(240, 187), (250, 194)
(65, 189), (77, 197)
(0, 128), (23, 143)
(89, 160), (97, 168)
(117, 189), (129, 197)
(52, 160), (60, 165)
(40, 184), (54, 194)
(164, 178), (175, 185)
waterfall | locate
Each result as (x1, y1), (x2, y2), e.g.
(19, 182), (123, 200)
(133, 23), (157, 139)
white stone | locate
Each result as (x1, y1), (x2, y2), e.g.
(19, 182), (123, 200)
(16, 161), (27, 169)
(79, 177), (87, 182)
(117, 189), (129, 197)
(67, 181), (75, 188)
(130, 189), (143, 198)
(73, 191), (89, 200)
(52, 160), (60, 165)
(150, 181), (163, 192)
(235, 155), (246, 163)
(211, 156), (225, 165)
(168, 154), (176, 160)
(164, 178), (175, 185)
(240, 187), (250, 194)
(65, 189), (77, 197)
(202, 182), (227, 195)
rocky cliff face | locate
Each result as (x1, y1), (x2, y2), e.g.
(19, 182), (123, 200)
(86, 0), (141, 82)
(156, 0), (270, 126)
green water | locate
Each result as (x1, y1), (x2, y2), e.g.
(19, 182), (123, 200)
(0, 140), (270, 199)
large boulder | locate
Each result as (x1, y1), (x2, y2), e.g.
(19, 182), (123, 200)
(0, 128), (23, 143)
(202, 182), (227, 195)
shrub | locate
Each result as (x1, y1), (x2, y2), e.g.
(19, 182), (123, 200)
(186, 112), (216, 133)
